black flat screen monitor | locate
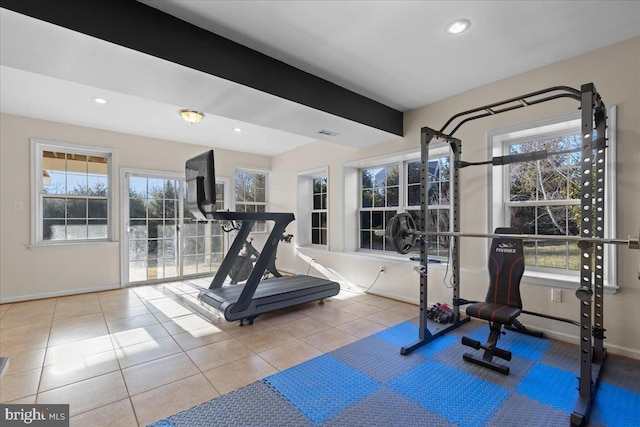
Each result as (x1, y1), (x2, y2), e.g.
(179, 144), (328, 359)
(185, 150), (215, 220)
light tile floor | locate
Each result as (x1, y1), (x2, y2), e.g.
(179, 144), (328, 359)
(0, 279), (417, 426)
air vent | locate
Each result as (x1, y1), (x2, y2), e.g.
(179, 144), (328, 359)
(318, 129), (340, 137)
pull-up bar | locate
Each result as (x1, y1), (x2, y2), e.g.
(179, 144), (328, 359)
(438, 86), (582, 138)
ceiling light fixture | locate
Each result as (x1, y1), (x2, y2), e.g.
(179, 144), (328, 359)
(92, 97), (107, 104)
(179, 109), (205, 124)
(233, 127), (243, 133)
(446, 19), (471, 35)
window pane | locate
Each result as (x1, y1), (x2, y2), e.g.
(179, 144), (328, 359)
(407, 161), (420, 184)
(43, 198), (65, 218)
(372, 232), (384, 250)
(130, 177), (147, 198)
(88, 220), (108, 239)
(510, 206), (536, 234)
(428, 160), (440, 182)
(67, 173), (87, 195)
(312, 229), (320, 245)
(360, 231), (371, 249)
(373, 188), (385, 207)
(67, 220), (87, 240)
(67, 199), (87, 219)
(43, 219), (65, 241)
(312, 213), (320, 228)
(321, 229), (327, 245)
(387, 186), (399, 207)
(362, 190), (373, 208)
(320, 212), (327, 227)
(313, 195), (322, 210)
(440, 181), (450, 205)
(440, 158), (450, 180)
(88, 199), (107, 218)
(129, 198), (146, 218)
(538, 206), (567, 235)
(427, 182), (439, 205)
(536, 242), (568, 269)
(408, 185), (420, 206)
(130, 220), (147, 239)
(321, 194), (327, 210)
(360, 211), (371, 229)
(371, 211), (384, 230)
(164, 200), (176, 219)
(386, 165), (399, 186)
(362, 170), (373, 188)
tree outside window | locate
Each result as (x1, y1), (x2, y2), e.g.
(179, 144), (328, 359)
(235, 170), (268, 232)
(507, 133), (582, 270)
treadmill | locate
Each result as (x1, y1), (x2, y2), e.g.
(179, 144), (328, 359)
(185, 150), (340, 325)
(198, 212), (340, 325)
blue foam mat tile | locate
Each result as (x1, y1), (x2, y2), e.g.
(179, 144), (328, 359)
(374, 321), (420, 347)
(329, 335), (425, 383)
(147, 380), (312, 427)
(432, 338), (534, 390)
(323, 387), (456, 427)
(589, 382), (640, 427)
(414, 333), (459, 358)
(465, 323), (552, 361)
(487, 392), (570, 427)
(389, 359), (510, 427)
(516, 363), (578, 412)
(264, 354), (379, 425)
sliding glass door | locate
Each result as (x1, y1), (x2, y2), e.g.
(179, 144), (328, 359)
(122, 170), (226, 285)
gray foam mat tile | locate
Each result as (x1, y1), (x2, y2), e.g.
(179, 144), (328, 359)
(538, 340), (580, 374)
(432, 339), (534, 389)
(487, 393), (569, 427)
(158, 380), (313, 427)
(600, 353), (640, 393)
(323, 387), (457, 427)
(329, 336), (426, 383)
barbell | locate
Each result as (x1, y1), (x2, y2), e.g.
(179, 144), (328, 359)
(376, 213), (640, 271)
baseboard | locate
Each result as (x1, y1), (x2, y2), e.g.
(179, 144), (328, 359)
(0, 284), (122, 304)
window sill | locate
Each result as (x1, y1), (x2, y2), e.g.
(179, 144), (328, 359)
(28, 240), (119, 250)
(521, 270), (618, 294)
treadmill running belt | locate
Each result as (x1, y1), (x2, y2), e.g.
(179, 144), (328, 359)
(199, 275), (340, 322)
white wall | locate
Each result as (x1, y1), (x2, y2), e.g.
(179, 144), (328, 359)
(0, 113), (271, 301)
(272, 36), (640, 358)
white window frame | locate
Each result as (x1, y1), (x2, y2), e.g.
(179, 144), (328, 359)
(31, 139), (115, 246)
(342, 144), (451, 256)
(488, 107), (617, 291)
(233, 167), (269, 233)
(297, 167), (329, 249)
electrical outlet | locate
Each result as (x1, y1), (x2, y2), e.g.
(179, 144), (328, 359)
(552, 288), (562, 302)
(379, 265), (386, 273)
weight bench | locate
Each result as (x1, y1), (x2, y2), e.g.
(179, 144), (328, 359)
(461, 227), (524, 375)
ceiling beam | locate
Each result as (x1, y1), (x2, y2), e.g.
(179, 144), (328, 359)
(0, 0), (403, 136)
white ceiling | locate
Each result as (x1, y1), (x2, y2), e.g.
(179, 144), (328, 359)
(2, 1), (640, 156)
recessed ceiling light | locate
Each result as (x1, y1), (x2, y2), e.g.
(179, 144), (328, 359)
(92, 97), (107, 104)
(233, 127), (243, 133)
(446, 19), (471, 35)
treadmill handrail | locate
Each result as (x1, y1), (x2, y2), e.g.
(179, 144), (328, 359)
(208, 211), (295, 314)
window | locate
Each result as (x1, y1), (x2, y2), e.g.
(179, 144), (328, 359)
(32, 140), (114, 245)
(235, 169), (268, 232)
(358, 154), (450, 255)
(183, 178), (229, 276)
(311, 176), (328, 246)
(490, 109), (617, 287)
(507, 133), (581, 271)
